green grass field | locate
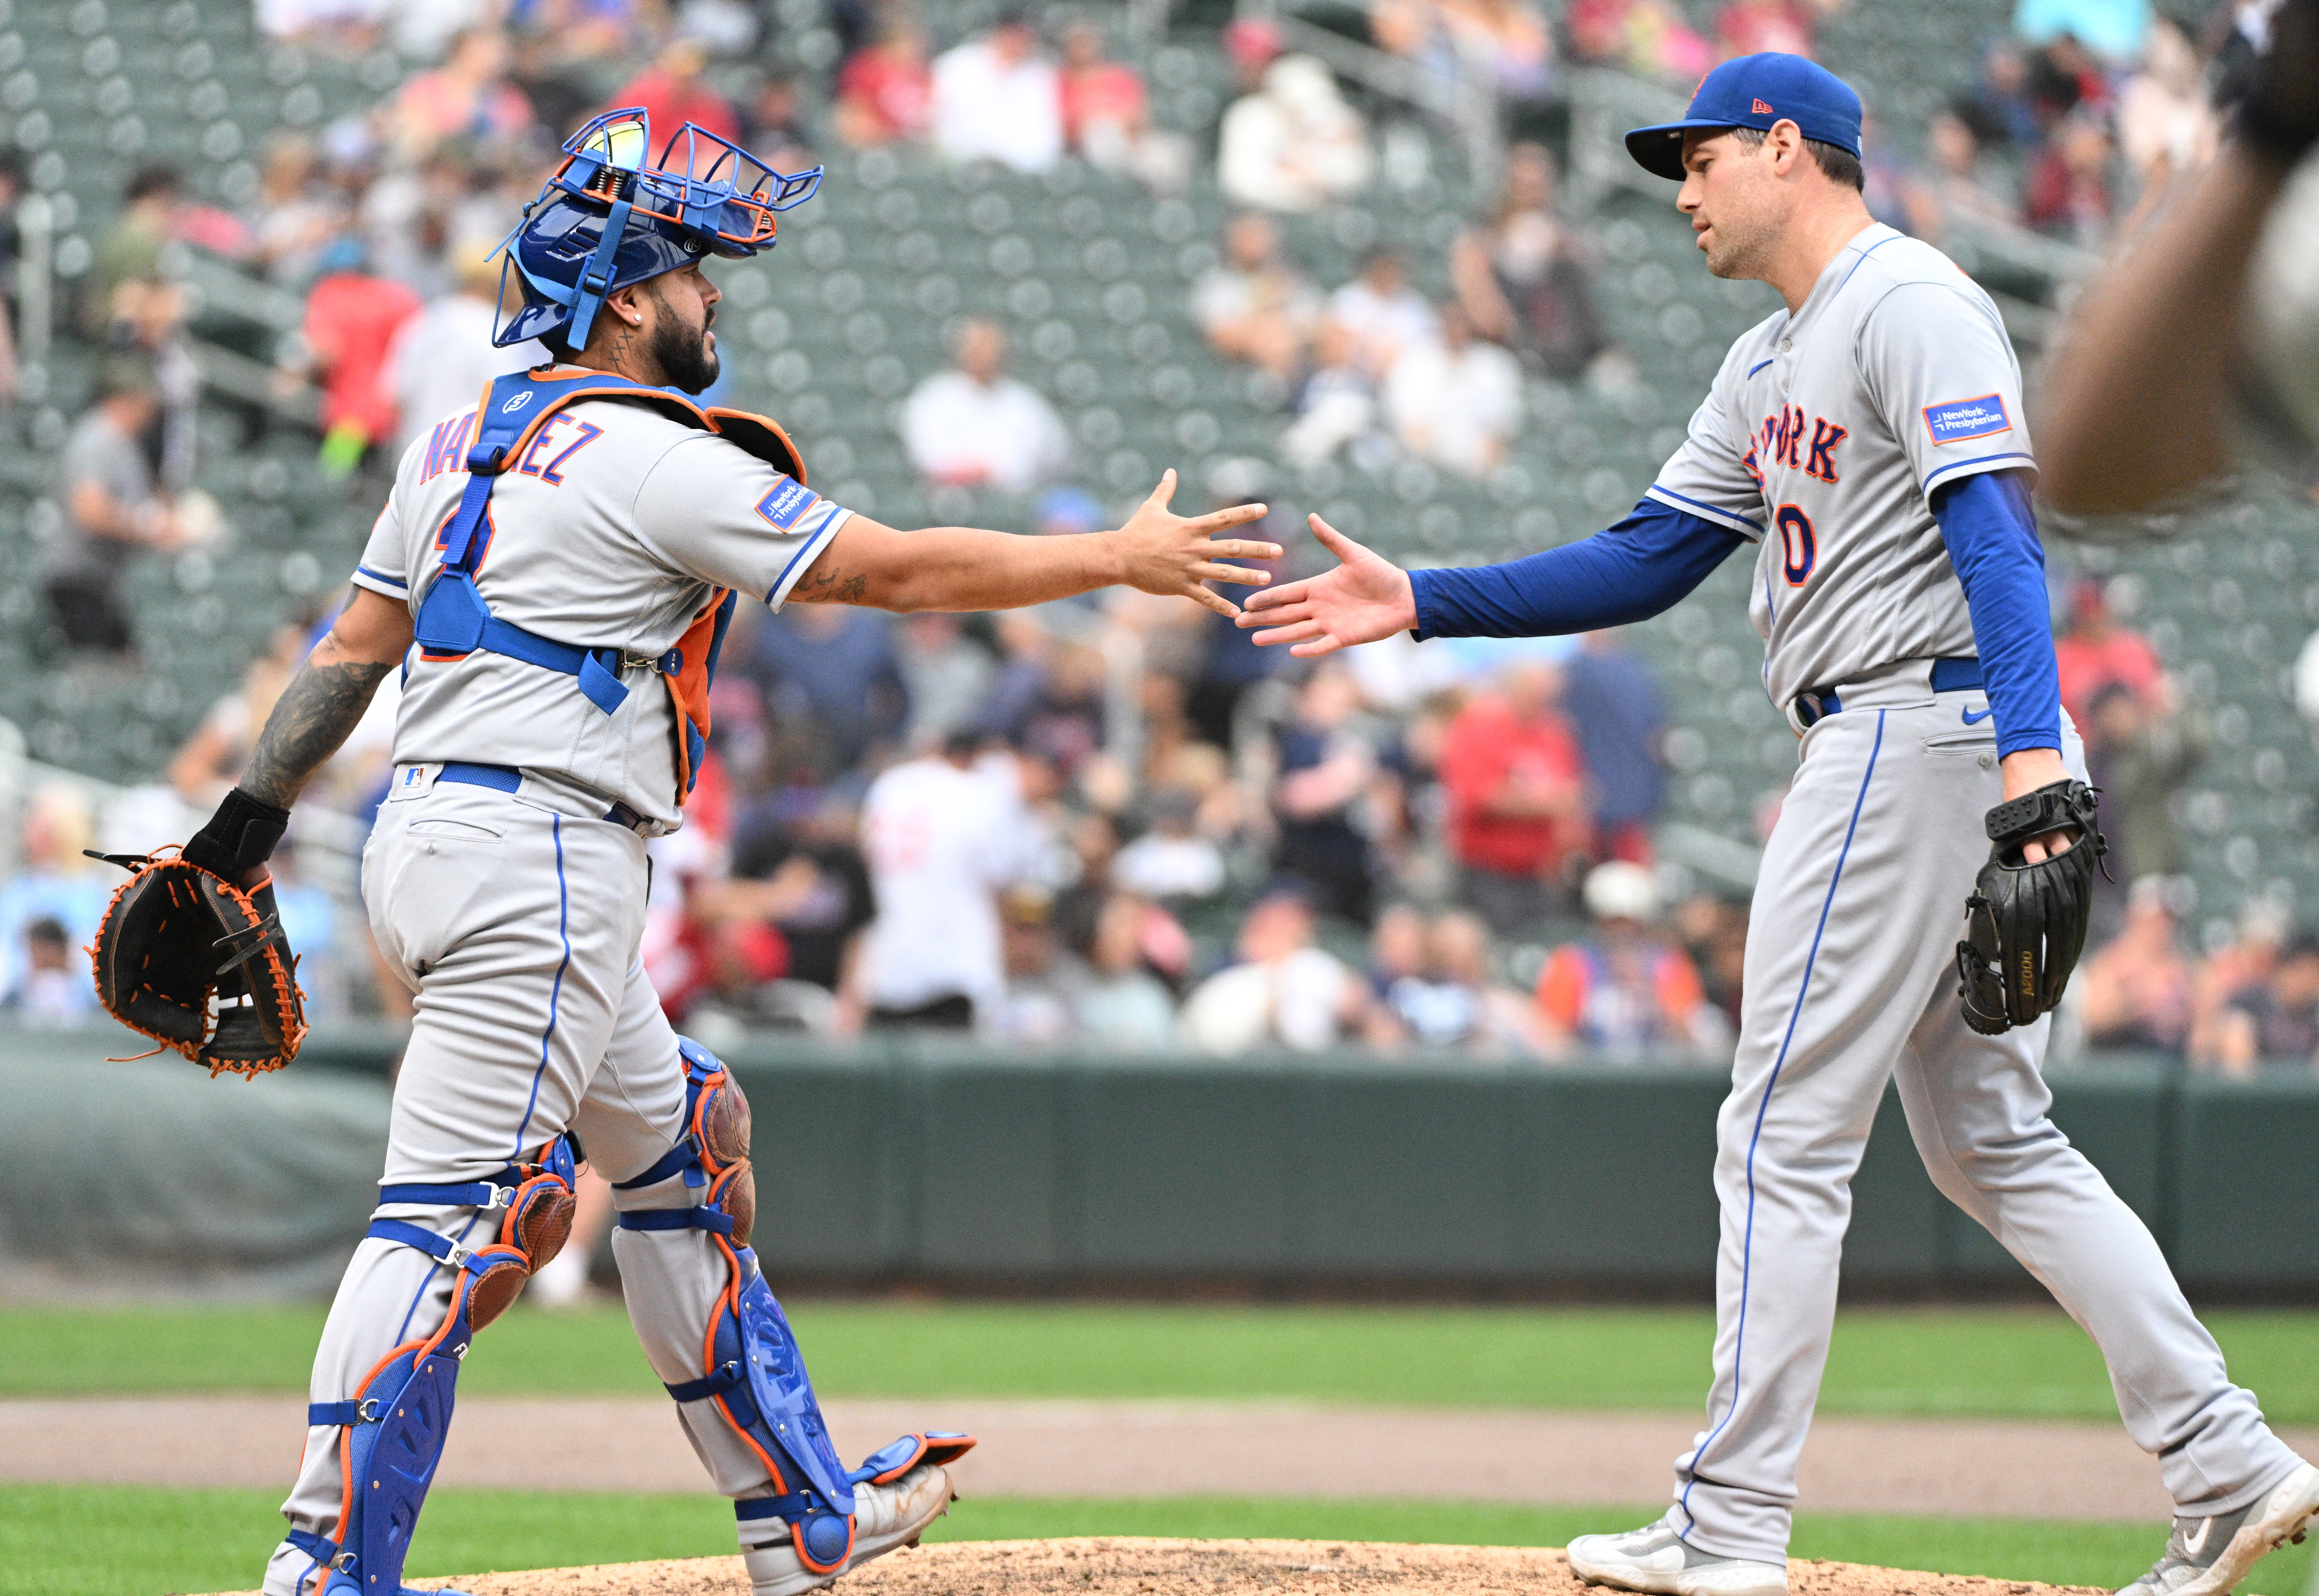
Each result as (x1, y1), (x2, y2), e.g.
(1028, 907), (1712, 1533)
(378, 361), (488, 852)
(7, 1486), (2313, 1596)
(4, 1300), (2314, 1423)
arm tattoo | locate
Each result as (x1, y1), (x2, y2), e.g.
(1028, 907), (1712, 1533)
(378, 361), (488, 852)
(240, 657), (394, 808)
(794, 564), (871, 604)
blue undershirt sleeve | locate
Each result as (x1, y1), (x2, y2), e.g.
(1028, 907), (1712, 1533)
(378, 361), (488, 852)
(1931, 469), (2062, 758)
(1408, 498), (1744, 641)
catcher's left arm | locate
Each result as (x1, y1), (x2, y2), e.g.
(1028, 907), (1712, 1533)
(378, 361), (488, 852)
(90, 588), (413, 1075)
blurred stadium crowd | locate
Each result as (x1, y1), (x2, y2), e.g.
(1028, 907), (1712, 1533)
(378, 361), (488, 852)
(4, 0), (2319, 1068)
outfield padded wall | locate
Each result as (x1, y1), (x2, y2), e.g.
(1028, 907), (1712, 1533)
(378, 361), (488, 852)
(3, 1026), (2310, 1294)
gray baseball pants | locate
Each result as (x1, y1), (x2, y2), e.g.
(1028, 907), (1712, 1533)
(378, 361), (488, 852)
(262, 769), (782, 1596)
(1670, 662), (2301, 1563)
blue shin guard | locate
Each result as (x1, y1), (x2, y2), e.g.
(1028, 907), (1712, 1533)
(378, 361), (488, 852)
(291, 1137), (579, 1596)
(619, 1040), (976, 1576)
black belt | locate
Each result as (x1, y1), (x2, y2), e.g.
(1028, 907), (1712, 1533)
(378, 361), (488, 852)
(1792, 657), (1983, 729)
(436, 762), (651, 832)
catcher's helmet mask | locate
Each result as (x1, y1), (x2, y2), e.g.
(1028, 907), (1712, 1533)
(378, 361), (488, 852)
(493, 108), (822, 352)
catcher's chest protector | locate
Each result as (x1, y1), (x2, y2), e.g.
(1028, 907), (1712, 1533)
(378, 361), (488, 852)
(411, 370), (806, 805)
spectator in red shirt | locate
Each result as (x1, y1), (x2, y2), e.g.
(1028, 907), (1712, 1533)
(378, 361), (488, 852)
(293, 234), (420, 475)
(1439, 658), (1588, 935)
(834, 18), (934, 148)
(610, 37), (740, 151)
(388, 28), (533, 164)
(1059, 21), (1147, 162)
(2054, 576), (2166, 734)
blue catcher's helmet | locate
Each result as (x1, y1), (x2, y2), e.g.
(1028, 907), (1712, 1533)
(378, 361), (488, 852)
(493, 107), (822, 351)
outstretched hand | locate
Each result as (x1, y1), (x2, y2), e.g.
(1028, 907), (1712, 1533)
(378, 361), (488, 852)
(1235, 514), (1418, 656)
(1111, 470), (1281, 617)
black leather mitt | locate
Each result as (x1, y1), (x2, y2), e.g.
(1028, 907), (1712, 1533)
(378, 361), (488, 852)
(86, 852), (307, 1077)
(1955, 780), (2109, 1037)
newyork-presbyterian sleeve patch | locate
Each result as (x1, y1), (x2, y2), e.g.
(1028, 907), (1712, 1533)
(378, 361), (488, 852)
(755, 476), (822, 531)
(1922, 394), (2012, 445)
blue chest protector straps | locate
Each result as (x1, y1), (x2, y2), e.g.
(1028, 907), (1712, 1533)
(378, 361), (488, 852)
(410, 370), (795, 800)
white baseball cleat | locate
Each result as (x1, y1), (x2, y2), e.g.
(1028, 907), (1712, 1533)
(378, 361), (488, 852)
(2116, 1461), (2319, 1596)
(1566, 1517), (1789, 1596)
(743, 1461), (957, 1596)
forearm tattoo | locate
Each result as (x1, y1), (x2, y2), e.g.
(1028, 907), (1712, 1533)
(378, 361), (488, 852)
(240, 658), (394, 807)
(794, 564), (870, 604)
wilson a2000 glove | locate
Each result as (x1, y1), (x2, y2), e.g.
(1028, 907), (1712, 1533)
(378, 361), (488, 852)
(1954, 779), (2109, 1037)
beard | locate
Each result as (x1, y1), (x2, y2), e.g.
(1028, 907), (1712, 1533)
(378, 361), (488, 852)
(643, 283), (720, 394)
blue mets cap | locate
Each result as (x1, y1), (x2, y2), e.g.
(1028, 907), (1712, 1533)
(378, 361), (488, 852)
(1624, 53), (1864, 180)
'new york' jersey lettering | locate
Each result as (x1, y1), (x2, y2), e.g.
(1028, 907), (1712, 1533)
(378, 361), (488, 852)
(1643, 224), (2035, 708)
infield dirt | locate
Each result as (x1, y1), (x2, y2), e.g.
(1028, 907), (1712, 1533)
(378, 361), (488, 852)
(227, 1537), (2103, 1596)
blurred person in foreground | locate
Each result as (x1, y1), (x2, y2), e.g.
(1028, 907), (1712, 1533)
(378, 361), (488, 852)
(1438, 657), (1587, 935)
(902, 319), (1071, 491)
(932, 7), (1063, 174)
(1218, 55), (1373, 214)
(2077, 875), (2195, 1056)
(1537, 861), (1731, 1057)
(46, 359), (186, 658)
(2036, 0), (2319, 512)
(2204, 928), (2319, 1077)
(853, 733), (1032, 1030)
(1194, 211), (1323, 383)
(1179, 881), (1375, 1053)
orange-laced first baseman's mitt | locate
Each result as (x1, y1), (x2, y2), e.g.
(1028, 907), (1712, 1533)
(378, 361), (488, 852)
(86, 850), (307, 1077)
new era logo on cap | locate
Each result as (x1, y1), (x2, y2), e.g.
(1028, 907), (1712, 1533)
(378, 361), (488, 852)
(1752, 98), (1774, 113)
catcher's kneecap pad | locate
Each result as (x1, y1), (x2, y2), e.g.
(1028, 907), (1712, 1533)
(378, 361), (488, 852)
(1955, 779), (2109, 1036)
(86, 852), (307, 1076)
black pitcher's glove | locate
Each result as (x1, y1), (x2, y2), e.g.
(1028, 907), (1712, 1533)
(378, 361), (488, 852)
(1955, 780), (2109, 1037)
(86, 788), (305, 1076)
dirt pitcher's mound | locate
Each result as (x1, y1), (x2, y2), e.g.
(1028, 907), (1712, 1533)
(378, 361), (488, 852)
(366, 1538), (2106, 1596)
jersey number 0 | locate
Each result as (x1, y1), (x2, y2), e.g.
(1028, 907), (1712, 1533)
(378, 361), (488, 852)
(1776, 504), (1817, 586)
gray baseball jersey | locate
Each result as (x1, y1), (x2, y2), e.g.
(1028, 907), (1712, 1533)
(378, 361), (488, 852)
(1645, 223), (2034, 708)
(352, 380), (852, 827)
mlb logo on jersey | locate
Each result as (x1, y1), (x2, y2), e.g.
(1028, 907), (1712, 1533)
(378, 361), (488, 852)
(1923, 393), (2011, 445)
(755, 476), (821, 531)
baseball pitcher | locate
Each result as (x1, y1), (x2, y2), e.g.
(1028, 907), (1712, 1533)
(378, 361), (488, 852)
(1239, 54), (2317, 1596)
(116, 110), (1278, 1596)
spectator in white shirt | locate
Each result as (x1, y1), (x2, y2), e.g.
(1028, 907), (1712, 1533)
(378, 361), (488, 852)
(1327, 248), (1437, 379)
(853, 735), (1033, 1029)
(1385, 303), (1525, 478)
(1179, 882), (1374, 1053)
(931, 10), (1064, 174)
(383, 244), (546, 457)
(1218, 54), (1372, 214)
(901, 320), (1072, 492)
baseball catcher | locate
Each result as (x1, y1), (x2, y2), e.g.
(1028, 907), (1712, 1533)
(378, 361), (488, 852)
(210, 107), (1278, 1596)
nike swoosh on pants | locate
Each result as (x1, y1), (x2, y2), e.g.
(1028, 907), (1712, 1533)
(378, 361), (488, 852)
(1962, 705), (1993, 725)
